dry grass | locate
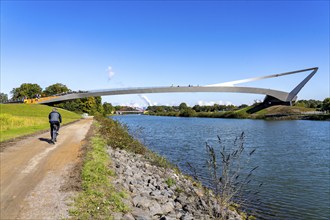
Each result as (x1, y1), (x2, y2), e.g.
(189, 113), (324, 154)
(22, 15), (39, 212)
(256, 105), (315, 115)
(0, 114), (46, 131)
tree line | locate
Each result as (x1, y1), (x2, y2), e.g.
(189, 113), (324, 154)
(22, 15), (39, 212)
(0, 83), (116, 116)
(146, 98), (330, 117)
(1, 83), (329, 115)
(294, 99), (330, 111)
(146, 102), (249, 118)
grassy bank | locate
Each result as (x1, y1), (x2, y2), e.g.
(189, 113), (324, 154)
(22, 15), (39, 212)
(94, 115), (177, 170)
(69, 116), (177, 219)
(69, 127), (128, 219)
(0, 104), (81, 142)
(70, 116), (256, 219)
(146, 105), (330, 120)
(252, 106), (330, 120)
(146, 108), (250, 119)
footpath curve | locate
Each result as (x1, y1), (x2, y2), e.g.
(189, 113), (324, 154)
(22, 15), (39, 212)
(0, 118), (93, 219)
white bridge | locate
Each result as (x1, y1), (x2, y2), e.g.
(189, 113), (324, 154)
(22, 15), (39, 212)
(39, 67), (318, 105)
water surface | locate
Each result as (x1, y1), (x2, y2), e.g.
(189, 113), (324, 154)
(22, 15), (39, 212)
(112, 115), (330, 220)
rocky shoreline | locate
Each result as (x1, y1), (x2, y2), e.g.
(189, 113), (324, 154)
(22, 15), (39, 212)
(108, 147), (243, 220)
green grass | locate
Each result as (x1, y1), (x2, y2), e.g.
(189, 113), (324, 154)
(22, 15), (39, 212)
(95, 115), (178, 170)
(165, 177), (176, 188)
(147, 105), (329, 121)
(69, 129), (128, 220)
(69, 116), (177, 220)
(235, 106), (254, 114)
(255, 105), (316, 115)
(0, 104), (81, 142)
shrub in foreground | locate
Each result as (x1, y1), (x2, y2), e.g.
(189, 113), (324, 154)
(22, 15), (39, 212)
(203, 132), (261, 219)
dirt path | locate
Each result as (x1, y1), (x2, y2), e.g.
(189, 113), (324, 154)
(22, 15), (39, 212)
(0, 118), (93, 220)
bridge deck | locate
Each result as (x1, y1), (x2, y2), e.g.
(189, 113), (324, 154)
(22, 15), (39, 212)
(36, 67), (317, 105)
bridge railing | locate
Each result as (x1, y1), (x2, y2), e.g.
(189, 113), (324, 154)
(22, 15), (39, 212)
(23, 96), (60, 104)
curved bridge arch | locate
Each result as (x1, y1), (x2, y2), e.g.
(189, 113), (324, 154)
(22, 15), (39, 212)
(39, 67), (318, 104)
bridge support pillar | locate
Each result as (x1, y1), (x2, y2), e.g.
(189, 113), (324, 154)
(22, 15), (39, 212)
(246, 95), (291, 114)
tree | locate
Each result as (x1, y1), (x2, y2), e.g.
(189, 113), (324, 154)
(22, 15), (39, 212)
(179, 102), (188, 111)
(103, 102), (114, 115)
(114, 106), (122, 111)
(294, 101), (306, 108)
(179, 108), (196, 117)
(155, 106), (165, 113)
(322, 98), (330, 111)
(55, 96), (103, 115)
(192, 105), (201, 112)
(11, 83), (42, 99)
(295, 99), (322, 108)
(238, 104), (248, 109)
(225, 104), (236, 111)
(81, 97), (96, 115)
(55, 99), (83, 113)
(94, 96), (104, 114)
(43, 83), (70, 96)
(0, 93), (8, 103)
(212, 104), (219, 112)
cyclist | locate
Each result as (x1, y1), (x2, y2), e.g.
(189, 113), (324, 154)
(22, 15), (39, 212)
(49, 107), (62, 142)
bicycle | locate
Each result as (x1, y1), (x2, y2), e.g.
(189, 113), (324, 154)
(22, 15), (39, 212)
(51, 123), (59, 144)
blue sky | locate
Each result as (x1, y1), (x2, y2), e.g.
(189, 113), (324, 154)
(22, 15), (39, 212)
(1, 1), (329, 107)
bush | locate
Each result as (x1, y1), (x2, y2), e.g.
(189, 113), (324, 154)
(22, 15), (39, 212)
(95, 115), (147, 155)
(204, 132), (261, 219)
(94, 116), (178, 170)
(179, 108), (196, 117)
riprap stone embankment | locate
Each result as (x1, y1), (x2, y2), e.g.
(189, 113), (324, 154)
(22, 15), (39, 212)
(108, 147), (242, 220)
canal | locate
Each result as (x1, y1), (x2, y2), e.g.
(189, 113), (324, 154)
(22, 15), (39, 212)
(112, 115), (330, 220)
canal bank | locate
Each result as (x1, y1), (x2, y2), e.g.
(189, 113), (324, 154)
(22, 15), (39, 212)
(70, 116), (250, 219)
(112, 115), (330, 220)
(145, 105), (330, 121)
(109, 146), (244, 219)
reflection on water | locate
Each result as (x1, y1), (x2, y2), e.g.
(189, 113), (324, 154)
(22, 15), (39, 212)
(112, 115), (330, 220)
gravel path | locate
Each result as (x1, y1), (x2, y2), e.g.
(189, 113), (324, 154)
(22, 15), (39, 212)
(0, 118), (92, 219)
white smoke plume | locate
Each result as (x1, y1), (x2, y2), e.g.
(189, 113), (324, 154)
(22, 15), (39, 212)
(138, 94), (153, 106)
(107, 66), (115, 80)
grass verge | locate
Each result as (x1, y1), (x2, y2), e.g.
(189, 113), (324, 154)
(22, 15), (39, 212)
(0, 104), (81, 142)
(94, 115), (178, 170)
(69, 116), (177, 219)
(69, 124), (128, 220)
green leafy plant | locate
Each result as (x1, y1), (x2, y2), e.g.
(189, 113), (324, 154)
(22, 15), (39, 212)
(165, 177), (176, 187)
